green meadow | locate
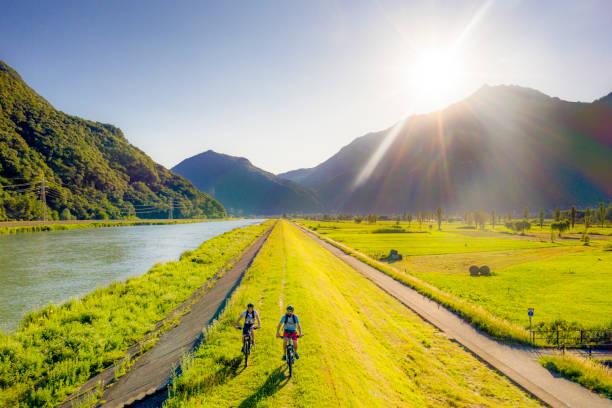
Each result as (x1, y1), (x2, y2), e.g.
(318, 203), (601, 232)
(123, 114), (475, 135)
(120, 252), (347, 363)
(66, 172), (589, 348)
(297, 220), (612, 334)
(0, 221), (271, 408)
(166, 220), (540, 407)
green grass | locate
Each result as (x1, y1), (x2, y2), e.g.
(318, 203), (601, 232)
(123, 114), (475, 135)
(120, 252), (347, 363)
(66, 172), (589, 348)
(297, 220), (612, 336)
(539, 355), (612, 399)
(0, 218), (229, 235)
(165, 220), (541, 407)
(302, 220), (577, 258)
(0, 221), (272, 408)
(413, 250), (612, 329)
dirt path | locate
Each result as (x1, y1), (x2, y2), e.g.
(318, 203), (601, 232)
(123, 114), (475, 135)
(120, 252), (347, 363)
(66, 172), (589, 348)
(299, 225), (612, 408)
(60, 223), (275, 408)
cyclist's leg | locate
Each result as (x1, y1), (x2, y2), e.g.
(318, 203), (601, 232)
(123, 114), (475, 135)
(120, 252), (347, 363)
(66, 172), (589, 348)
(250, 327), (255, 345)
(293, 338), (299, 358)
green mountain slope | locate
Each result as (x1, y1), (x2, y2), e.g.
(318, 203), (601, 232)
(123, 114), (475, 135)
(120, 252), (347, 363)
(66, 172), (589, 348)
(172, 150), (321, 215)
(0, 60), (225, 220)
(279, 85), (612, 213)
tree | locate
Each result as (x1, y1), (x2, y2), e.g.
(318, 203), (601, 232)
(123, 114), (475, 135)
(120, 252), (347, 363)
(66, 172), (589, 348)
(417, 212), (424, 230)
(474, 211), (487, 230)
(523, 206), (529, 220)
(505, 220), (531, 234)
(551, 219), (570, 237)
(570, 206), (576, 229)
(60, 208), (72, 220)
(539, 208), (544, 229)
(490, 209), (496, 229)
(554, 207), (561, 222)
(465, 212), (474, 226)
(584, 208), (591, 229)
(436, 207), (443, 230)
(507, 210), (512, 221)
(599, 202), (606, 227)
(406, 211), (413, 228)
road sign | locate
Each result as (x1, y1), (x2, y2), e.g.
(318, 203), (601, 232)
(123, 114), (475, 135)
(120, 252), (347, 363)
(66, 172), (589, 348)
(528, 308), (534, 317)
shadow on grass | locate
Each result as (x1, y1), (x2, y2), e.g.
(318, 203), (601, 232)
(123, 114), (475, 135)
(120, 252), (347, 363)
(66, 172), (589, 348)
(237, 365), (290, 408)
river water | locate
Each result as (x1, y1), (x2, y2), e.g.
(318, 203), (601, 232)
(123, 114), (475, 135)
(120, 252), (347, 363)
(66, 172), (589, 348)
(0, 219), (263, 332)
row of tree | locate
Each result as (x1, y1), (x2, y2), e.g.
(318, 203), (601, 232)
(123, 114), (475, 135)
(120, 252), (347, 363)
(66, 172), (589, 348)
(300, 202), (612, 230)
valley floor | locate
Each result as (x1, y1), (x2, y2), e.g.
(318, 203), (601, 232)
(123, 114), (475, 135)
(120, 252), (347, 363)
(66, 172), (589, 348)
(165, 220), (542, 407)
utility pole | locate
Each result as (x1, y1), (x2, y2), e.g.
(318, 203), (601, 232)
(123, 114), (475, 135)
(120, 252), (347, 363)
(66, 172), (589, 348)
(40, 172), (47, 223)
(169, 197), (173, 220)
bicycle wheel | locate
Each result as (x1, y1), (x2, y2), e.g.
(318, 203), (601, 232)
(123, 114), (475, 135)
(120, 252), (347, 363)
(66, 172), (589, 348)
(287, 347), (293, 377)
(244, 338), (250, 367)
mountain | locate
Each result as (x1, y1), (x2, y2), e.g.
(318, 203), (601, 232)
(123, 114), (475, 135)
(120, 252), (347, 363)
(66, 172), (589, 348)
(172, 150), (321, 215)
(279, 85), (612, 213)
(0, 60), (225, 220)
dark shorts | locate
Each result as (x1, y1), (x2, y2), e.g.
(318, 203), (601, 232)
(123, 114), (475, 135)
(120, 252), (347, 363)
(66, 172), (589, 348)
(243, 323), (254, 336)
(283, 331), (298, 341)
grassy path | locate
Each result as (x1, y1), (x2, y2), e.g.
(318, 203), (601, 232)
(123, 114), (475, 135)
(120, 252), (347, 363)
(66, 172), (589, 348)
(165, 220), (541, 407)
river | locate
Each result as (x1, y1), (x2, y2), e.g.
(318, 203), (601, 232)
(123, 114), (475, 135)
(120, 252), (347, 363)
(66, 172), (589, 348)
(0, 219), (263, 332)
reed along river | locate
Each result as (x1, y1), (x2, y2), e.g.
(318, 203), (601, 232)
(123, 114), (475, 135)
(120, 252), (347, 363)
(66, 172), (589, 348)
(0, 219), (264, 332)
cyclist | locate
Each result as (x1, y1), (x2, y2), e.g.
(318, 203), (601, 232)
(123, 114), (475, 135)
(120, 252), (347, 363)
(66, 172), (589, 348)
(276, 305), (302, 360)
(235, 303), (260, 348)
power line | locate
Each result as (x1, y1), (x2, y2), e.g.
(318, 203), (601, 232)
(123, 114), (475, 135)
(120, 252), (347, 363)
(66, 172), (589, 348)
(0, 181), (39, 188)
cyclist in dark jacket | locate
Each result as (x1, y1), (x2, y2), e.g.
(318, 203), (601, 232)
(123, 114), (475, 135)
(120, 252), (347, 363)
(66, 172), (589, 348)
(235, 303), (261, 346)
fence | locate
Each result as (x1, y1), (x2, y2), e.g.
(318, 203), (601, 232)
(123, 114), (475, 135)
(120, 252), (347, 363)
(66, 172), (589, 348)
(530, 328), (612, 349)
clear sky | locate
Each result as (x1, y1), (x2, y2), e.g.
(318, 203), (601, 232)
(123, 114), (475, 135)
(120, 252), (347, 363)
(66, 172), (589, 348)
(1, 0), (611, 174)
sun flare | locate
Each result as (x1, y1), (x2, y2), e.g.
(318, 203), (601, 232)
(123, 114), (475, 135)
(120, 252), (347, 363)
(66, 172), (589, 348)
(408, 48), (461, 103)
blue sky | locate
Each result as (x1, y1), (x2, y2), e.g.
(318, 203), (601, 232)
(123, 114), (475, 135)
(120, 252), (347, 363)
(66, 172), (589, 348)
(1, 0), (611, 173)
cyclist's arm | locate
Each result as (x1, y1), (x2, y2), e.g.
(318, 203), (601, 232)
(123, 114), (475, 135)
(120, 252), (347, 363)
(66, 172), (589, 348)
(297, 323), (302, 337)
(256, 313), (261, 329)
(276, 321), (283, 337)
(235, 314), (243, 328)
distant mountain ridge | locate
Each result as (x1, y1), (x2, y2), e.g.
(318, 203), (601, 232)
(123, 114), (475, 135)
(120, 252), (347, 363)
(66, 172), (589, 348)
(0, 60), (225, 220)
(172, 150), (321, 215)
(279, 85), (612, 213)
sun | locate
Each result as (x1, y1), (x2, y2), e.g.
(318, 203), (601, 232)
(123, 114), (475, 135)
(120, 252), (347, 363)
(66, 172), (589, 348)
(407, 48), (462, 108)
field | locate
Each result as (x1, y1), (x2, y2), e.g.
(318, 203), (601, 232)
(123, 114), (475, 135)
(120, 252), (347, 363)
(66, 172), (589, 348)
(0, 221), (271, 408)
(297, 220), (612, 333)
(165, 220), (541, 407)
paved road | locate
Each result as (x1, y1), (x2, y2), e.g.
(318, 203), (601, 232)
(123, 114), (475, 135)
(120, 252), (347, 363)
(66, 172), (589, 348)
(300, 225), (612, 408)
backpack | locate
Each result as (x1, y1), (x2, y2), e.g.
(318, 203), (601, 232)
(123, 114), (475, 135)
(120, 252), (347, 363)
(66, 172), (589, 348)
(283, 314), (296, 325)
(245, 310), (255, 322)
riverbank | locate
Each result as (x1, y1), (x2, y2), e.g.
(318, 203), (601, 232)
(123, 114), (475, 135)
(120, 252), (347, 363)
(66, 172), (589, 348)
(0, 218), (246, 235)
(0, 220), (273, 408)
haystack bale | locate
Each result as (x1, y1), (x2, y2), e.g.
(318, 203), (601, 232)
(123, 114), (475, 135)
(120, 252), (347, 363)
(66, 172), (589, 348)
(480, 265), (491, 276)
(469, 265), (480, 276)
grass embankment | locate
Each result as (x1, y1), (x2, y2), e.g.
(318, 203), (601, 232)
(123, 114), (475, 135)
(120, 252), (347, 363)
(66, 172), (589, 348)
(0, 221), (272, 408)
(0, 219), (223, 235)
(298, 220), (612, 339)
(539, 355), (612, 399)
(165, 220), (541, 407)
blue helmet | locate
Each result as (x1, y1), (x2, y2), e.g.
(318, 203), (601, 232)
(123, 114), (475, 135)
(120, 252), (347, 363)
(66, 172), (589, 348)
(247, 303), (254, 308)
(286, 305), (294, 311)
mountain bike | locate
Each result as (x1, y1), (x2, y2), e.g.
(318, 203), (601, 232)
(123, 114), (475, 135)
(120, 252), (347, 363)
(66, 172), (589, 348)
(283, 334), (302, 377)
(237, 326), (258, 367)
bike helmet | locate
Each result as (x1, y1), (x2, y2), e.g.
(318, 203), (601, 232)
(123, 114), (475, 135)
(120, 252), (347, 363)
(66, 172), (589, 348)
(247, 303), (254, 308)
(286, 305), (294, 311)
